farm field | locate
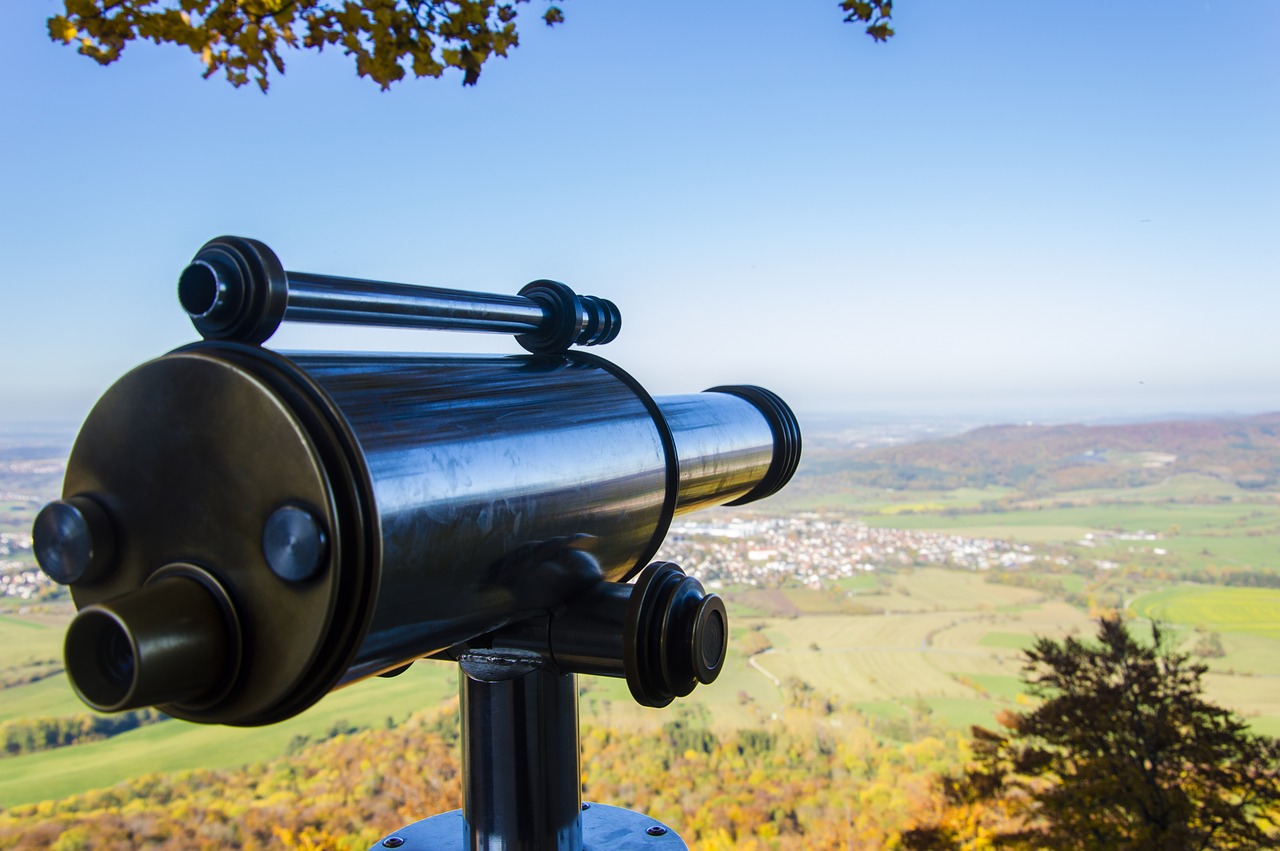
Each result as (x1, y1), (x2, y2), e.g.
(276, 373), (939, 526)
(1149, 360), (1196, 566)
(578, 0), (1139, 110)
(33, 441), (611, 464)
(7, 562), (1280, 807)
(861, 500), (1280, 540)
(1132, 586), (1280, 637)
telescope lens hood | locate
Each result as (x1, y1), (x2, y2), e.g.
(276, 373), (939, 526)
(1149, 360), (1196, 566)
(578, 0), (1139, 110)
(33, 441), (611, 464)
(705, 385), (802, 505)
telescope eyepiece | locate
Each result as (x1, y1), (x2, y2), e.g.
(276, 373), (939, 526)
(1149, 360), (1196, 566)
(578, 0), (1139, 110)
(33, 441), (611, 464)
(63, 565), (242, 714)
(67, 610), (137, 710)
(178, 258), (236, 321)
(181, 236), (289, 344)
(100, 619), (135, 686)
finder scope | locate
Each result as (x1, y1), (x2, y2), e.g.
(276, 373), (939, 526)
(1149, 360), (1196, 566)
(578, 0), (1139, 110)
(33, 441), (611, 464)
(35, 237), (802, 729)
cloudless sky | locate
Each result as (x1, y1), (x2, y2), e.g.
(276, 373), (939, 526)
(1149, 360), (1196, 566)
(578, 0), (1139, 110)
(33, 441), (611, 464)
(1, 0), (1276, 425)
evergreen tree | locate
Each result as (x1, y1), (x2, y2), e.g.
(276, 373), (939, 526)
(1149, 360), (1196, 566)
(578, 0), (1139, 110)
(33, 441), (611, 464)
(905, 617), (1280, 849)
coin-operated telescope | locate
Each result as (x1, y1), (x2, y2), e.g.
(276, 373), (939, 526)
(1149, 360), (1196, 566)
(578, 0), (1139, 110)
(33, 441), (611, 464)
(33, 236), (801, 850)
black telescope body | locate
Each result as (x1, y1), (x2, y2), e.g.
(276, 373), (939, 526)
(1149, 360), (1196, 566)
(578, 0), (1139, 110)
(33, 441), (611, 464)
(46, 343), (797, 725)
(35, 237), (800, 731)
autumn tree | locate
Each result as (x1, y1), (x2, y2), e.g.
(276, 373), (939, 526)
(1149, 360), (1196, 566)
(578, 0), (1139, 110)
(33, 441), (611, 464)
(48, 0), (895, 92)
(904, 616), (1280, 849)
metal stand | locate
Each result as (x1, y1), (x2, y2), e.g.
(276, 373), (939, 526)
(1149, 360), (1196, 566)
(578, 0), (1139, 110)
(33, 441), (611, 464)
(369, 662), (687, 850)
(366, 559), (730, 851)
(461, 661), (582, 848)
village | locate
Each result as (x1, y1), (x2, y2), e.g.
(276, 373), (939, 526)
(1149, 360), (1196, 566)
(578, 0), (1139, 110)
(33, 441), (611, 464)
(658, 514), (1049, 588)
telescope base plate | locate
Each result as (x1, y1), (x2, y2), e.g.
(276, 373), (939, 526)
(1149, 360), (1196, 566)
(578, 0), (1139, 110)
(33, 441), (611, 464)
(370, 803), (687, 850)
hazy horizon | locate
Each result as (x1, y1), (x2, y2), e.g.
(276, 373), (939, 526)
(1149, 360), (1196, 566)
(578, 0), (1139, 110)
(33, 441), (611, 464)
(4, 402), (1277, 440)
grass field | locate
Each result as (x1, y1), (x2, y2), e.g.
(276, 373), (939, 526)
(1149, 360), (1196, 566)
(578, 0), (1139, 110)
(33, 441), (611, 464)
(0, 676), (82, 723)
(1131, 586), (1280, 637)
(978, 632), (1038, 651)
(867, 503), (1268, 533)
(0, 613), (63, 670)
(0, 661), (458, 808)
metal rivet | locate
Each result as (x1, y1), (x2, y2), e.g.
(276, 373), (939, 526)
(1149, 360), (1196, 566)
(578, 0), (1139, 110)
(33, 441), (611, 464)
(262, 504), (328, 582)
(382, 838), (405, 848)
(646, 826), (667, 837)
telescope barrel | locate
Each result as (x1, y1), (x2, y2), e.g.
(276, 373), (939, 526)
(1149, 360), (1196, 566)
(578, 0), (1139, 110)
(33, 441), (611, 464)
(659, 385), (802, 514)
(180, 236), (621, 352)
(38, 344), (799, 724)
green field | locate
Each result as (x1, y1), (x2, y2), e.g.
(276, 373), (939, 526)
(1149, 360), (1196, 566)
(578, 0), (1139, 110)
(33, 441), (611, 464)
(862, 501), (1280, 536)
(0, 661), (458, 807)
(978, 631), (1037, 651)
(1131, 586), (1280, 637)
(0, 614), (63, 669)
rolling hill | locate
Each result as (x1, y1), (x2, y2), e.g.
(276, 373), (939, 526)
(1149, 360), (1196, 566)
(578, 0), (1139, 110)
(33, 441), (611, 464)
(805, 412), (1280, 494)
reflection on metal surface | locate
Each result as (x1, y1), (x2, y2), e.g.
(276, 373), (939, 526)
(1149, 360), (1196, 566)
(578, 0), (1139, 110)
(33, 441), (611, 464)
(461, 667), (582, 849)
(48, 343), (798, 725)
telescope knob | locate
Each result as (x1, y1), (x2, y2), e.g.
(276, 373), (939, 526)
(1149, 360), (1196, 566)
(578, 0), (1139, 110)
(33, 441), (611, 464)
(625, 562), (728, 708)
(515, 280), (621, 354)
(33, 496), (116, 586)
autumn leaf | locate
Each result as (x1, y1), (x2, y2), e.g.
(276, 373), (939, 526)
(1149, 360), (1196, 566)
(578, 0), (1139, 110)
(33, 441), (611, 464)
(46, 0), (893, 91)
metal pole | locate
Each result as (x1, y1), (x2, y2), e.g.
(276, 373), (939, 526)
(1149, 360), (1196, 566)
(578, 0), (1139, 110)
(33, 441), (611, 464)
(461, 662), (583, 851)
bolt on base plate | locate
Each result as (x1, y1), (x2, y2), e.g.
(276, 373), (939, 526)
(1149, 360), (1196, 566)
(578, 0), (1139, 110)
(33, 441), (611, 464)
(369, 803), (687, 850)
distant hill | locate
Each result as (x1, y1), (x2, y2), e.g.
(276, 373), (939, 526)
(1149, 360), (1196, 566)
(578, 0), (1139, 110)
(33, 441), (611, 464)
(827, 412), (1280, 493)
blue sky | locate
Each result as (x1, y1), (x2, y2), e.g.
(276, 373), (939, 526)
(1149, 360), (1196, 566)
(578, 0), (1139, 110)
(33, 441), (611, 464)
(1, 0), (1277, 424)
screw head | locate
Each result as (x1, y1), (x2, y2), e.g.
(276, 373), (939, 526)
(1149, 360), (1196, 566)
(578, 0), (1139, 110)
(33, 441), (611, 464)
(262, 504), (328, 582)
(646, 825), (668, 837)
(382, 838), (405, 848)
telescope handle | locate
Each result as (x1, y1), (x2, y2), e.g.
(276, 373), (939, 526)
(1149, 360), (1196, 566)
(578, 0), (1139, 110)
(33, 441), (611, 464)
(179, 235), (621, 352)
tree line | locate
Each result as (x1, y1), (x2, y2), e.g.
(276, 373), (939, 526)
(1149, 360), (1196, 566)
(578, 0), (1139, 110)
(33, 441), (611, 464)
(2, 709), (166, 758)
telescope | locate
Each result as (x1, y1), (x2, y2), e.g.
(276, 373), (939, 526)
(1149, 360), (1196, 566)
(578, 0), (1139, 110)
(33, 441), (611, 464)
(33, 236), (801, 850)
